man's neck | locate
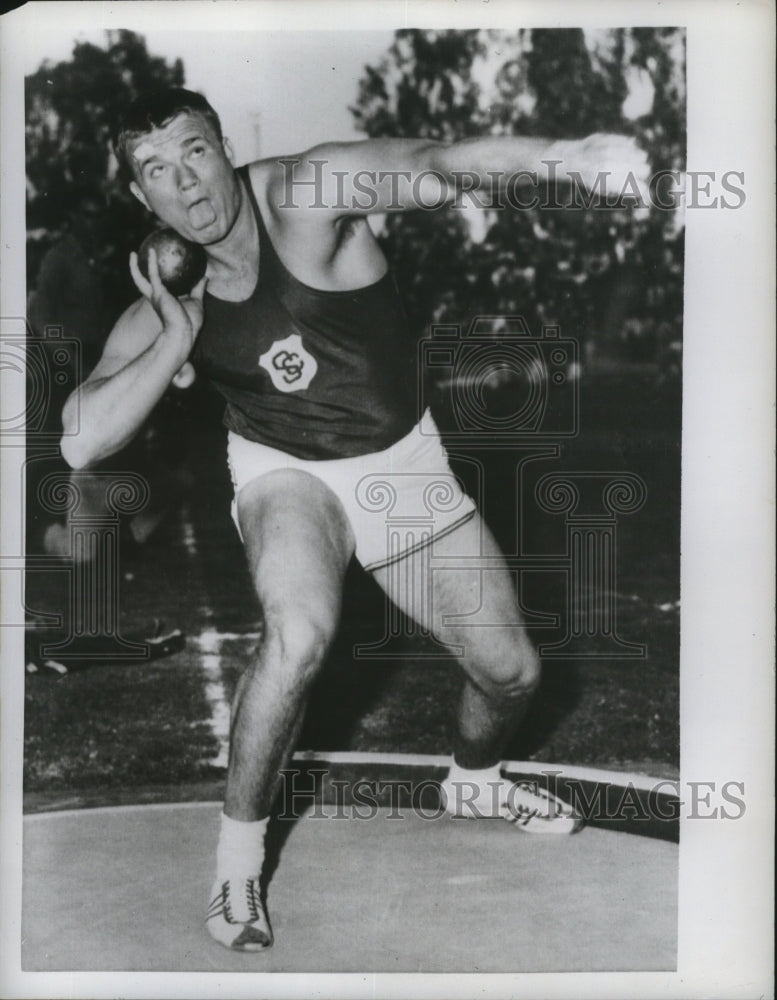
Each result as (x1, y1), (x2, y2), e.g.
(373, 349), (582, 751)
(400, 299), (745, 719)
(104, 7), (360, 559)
(204, 175), (259, 287)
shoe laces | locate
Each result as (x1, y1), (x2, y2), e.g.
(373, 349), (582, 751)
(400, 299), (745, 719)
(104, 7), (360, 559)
(504, 784), (559, 819)
(220, 878), (261, 925)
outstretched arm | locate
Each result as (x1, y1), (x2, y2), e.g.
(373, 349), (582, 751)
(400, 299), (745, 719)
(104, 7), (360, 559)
(268, 132), (649, 216)
(60, 250), (205, 470)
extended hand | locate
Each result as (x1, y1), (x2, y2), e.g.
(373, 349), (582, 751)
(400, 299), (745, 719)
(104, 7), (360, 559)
(560, 133), (650, 206)
(129, 248), (207, 353)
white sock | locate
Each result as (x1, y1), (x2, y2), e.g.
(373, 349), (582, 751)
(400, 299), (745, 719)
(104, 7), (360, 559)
(215, 813), (269, 882)
(445, 760), (503, 785)
(442, 760), (504, 815)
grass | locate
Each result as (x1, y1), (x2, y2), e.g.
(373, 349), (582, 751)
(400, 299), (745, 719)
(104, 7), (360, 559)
(23, 370), (681, 805)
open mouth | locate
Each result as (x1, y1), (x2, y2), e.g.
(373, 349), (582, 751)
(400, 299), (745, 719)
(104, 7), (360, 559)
(187, 198), (217, 229)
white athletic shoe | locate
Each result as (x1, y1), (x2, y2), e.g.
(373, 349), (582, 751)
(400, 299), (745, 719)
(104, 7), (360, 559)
(206, 877), (273, 951)
(440, 776), (583, 834)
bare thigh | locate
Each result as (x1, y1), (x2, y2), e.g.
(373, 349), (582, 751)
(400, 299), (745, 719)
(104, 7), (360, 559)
(236, 468), (355, 635)
(371, 512), (537, 688)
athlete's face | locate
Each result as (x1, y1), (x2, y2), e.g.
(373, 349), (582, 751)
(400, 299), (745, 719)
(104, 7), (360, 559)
(128, 112), (240, 245)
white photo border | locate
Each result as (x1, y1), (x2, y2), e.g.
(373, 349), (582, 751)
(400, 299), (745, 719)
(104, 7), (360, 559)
(1, 1), (774, 997)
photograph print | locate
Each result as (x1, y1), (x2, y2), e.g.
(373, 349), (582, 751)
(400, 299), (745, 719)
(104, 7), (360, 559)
(9, 2), (765, 990)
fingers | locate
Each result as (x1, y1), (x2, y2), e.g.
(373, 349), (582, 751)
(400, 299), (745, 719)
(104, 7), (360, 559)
(601, 134), (650, 190)
(171, 361), (197, 389)
(577, 134), (651, 214)
(145, 247), (166, 300)
(131, 250), (208, 306)
(189, 273), (208, 302)
(130, 248), (195, 343)
(592, 133), (646, 167)
(129, 248), (168, 303)
(129, 251), (152, 298)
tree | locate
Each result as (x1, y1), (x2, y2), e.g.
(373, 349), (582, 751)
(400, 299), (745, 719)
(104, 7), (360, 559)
(26, 30), (185, 309)
(352, 28), (686, 368)
(351, 30), (489, 335)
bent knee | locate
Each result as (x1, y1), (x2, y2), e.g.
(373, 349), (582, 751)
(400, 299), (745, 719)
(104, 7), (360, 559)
(260, 609), (336, 683)
(473, 642), (541, 701)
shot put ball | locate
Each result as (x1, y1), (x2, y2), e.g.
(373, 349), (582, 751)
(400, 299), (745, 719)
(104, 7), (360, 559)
(138, 228), (207, 296)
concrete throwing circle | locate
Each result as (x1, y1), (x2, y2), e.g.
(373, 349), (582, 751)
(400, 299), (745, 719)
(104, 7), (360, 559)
(23, 799), (677, 973)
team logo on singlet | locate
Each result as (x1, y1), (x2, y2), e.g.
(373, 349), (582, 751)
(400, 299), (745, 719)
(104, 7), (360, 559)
(258, 333), (318, 393)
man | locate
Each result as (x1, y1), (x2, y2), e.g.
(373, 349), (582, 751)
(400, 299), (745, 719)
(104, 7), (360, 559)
(61, 88), (648, 951)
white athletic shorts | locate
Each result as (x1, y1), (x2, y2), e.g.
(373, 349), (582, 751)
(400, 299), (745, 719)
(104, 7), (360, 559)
(226, 409), (477, 572)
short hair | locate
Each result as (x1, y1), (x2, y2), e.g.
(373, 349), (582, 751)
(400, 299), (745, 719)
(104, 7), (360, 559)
(114, 88), (223, 179)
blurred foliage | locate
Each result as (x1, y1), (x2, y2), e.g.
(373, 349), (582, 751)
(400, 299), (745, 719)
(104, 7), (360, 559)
(25, 30), (185, 312)
(24, 28), (686, 369)
(352, 28), (686, 368)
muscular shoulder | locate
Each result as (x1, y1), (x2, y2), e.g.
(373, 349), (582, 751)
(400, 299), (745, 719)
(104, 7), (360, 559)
(246, 155), (328, 224)
(246, 158), (275, 201)
(244, 154), (386, 288)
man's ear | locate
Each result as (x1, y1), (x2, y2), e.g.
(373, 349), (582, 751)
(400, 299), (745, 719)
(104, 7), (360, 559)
(130, 180), (151, 212)
(223, 138), (235, 165)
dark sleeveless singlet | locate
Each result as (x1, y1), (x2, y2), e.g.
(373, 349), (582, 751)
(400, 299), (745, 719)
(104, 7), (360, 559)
(191, 165), (417, 460)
